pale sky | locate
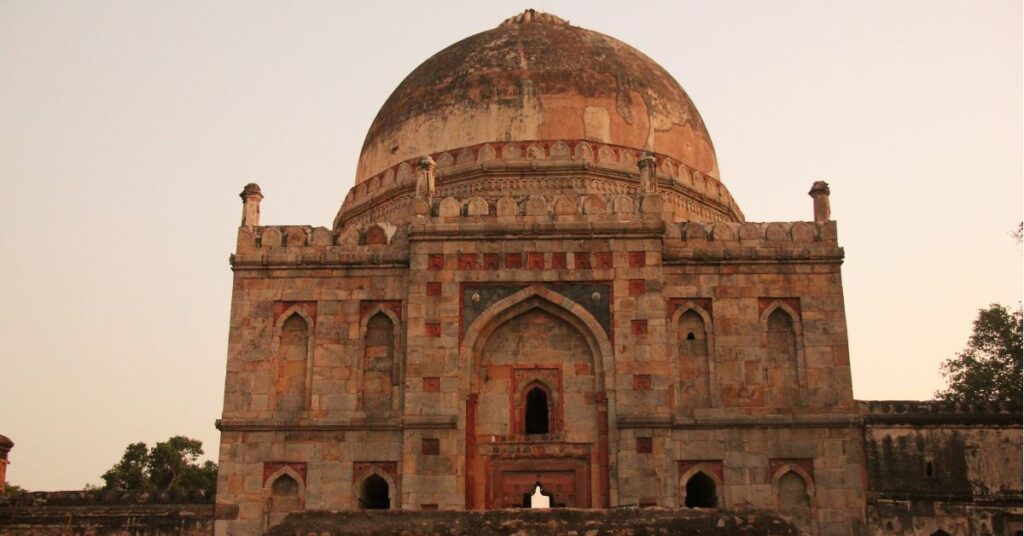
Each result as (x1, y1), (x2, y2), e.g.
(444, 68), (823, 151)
(1, 1), (1020, 491)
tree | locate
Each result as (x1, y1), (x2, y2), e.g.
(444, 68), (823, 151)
(101, 436), (217, 496)
(3, 483), (27, 497)
(936, 304), (1023, 405)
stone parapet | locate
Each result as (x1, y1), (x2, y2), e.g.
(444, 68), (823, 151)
(618, 413), (862, 429)
(342, 140), (742, 217)
(861, 400), (1022, 426)
(216, 415), (457, 432)
(0, 491), (213, 536)
(664, 221), (843, 264)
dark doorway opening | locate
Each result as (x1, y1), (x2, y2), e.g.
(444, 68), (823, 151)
(525, 387), (549, 435)
(684, 472), (717, 508)
(359, 474), (390, 509)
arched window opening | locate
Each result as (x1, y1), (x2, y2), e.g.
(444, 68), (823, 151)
(678, 310), (707, 357)
(684, 472), (717, 508)
(271, 474), (298, 497)
(267, 473), (301, 523)
(359, 474), (390, 510)
(365, 225), (387, 245)
(925, 461), (935, 478)
(930, 531), (951, 536)
(363, 312), (395, 418)
(275, 314), (308, 413)
(766, 308), (796, 361)
(525, 387), (549, 435)
(778, 471), (811, 532)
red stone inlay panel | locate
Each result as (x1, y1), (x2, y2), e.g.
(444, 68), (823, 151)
(428, 254), (445, 271)
(631, 319), (648, 335)
(636, 437), (653, 454)
(422, 377), (440, 392)
(459, 253), (478, 270)
(422, 438), (440, 455)
(426, 282), (442, 297)
(551, 252), (567, 269)
(527, 253), (545, 270)
(574, 252), (591, 269)
(505, 253), (523, 269)
(594, 252), (613, 269)
(628, 251), (646, 268)
(424, 323), (441, 337)
(633, 374), (652, 391)
(628, 279), (645, 296)
(482, 253), (499, 270)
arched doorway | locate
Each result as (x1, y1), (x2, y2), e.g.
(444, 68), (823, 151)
(359, 474), (390, 510)
(684, 472), (717, 508)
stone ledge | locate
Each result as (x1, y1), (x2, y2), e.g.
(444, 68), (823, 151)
(266, 507), (796, 536)
(215, 416), (457, 432)
(616, 413), (863, 429)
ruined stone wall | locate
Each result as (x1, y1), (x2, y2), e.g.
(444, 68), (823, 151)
(863, 401), (1023, 536)
(265, 507), (797, 536)
(0, 491), (213, 536)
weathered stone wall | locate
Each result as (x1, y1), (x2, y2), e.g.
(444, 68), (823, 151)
(0, 491), (213, 536)
(216, 180), (869, 535)
(265, 508), (797, 536)
(863, 401), (1023, 536)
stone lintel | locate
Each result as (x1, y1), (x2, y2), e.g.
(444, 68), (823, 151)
(663, 249), (845, 265)
(230, 253), (409, 270)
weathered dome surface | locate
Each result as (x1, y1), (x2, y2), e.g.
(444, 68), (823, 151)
(356, 10), (719, 184)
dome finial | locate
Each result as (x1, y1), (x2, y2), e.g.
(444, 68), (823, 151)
(500, 9), (568, 27)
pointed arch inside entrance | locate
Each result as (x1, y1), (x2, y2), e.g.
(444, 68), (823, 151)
(525, 386), (550, 435)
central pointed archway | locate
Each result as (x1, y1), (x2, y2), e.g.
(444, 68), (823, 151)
(460, 285), (616, 509)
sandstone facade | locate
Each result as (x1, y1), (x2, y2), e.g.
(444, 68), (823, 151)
(210, 10), (1022, 536)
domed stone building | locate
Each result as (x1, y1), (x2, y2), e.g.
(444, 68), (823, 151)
(214, 10), (1021, 536)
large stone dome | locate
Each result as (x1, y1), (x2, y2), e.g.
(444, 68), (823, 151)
(356, 10), (719, 184)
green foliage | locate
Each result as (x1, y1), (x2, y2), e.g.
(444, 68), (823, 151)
(936, 304), (1023, 405)
(4, 483), (28, 497)
(101, 436), (217, 496)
